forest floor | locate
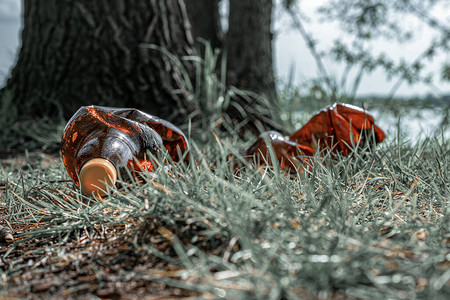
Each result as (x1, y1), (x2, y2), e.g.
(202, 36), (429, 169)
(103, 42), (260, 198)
(0, 129), (448, 299)
(0, 97), (449, 299)
(0, 152), (201, 299)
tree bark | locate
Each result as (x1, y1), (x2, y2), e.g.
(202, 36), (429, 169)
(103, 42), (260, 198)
(224, 0), (280, 133)
(3, 0), (196, 121)
(185, 0), (223, 51)
(226, 0), (276, 98)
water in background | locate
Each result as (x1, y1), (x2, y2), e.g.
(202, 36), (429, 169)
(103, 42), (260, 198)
(370, 108), (449, 145)
(291, 106), (449, 146)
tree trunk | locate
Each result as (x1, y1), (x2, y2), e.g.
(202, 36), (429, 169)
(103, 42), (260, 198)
(185, 0), (223, 51)
(226, 0), (276, 98)
(225, 0), (280, 134)
(2, 0), (196, 121)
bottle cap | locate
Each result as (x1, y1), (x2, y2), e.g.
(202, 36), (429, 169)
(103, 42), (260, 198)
(79, 158), (117, 196)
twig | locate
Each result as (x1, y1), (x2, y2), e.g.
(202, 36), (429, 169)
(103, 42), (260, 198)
(286, 7), (332, 92)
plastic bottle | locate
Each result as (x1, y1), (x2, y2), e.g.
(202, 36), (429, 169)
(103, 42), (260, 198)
(61, 106), (189, 196)
(239, 103), (385, 173)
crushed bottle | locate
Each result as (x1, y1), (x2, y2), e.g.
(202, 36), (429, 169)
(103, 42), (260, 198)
(61, 106), (189, 196)
(239, 103), (385, 172)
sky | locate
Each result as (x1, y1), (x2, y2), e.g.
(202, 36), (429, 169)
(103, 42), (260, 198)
(0, 0), (20, 82)
(272, 0), (450, 97)
(0, 0), (449, 97)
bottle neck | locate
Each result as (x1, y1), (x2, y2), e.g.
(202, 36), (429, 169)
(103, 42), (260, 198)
(76, 135), (135, 177)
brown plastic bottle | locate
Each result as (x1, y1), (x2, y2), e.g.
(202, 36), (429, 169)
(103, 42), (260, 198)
(61, 106), (189, 196)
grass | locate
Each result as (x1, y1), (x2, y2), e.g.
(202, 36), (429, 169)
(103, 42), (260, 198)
(0, 90), (65, 155)
(0, 117), (449, 299)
